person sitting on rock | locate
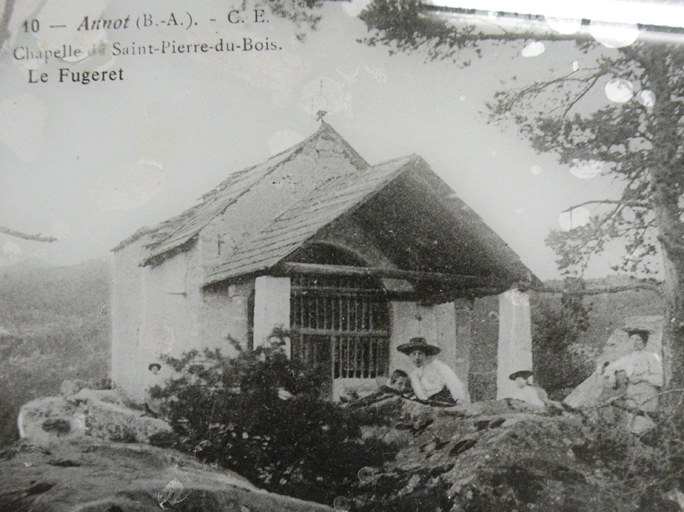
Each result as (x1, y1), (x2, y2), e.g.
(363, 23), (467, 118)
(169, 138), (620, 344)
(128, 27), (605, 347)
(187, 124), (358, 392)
(601, 328), (663, 434)
(508, 370), (546, 407)
(387, 369), (412, 395)
(145, 362), (164, 418)
(397, 337), (471, 406)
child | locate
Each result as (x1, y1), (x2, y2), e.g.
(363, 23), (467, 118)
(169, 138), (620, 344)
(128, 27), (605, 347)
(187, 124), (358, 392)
(388, 369), (411, 395)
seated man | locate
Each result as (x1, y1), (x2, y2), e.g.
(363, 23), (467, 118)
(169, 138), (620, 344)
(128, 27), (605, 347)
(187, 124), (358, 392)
(508, 370), (546, 407)
(397, 337), (471, 406)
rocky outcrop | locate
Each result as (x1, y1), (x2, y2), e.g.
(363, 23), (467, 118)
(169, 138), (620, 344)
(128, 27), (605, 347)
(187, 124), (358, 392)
(18, 387), (172, 447)
(0, 437), (333, 512)
(348, 397), (641, 512)
(564, 316), (663, 409)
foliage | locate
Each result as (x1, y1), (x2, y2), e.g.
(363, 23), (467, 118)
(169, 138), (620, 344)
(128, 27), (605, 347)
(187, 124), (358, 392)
(357, 0), (684, 389)
(531, 283), (594, 394)
(154, 336), (396, 504)
(575, 398), (684, 511)
(0, 259), (110, 447)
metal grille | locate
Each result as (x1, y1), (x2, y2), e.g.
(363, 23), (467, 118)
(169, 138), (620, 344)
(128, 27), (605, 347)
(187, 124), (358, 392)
(291, 275), (390, 379)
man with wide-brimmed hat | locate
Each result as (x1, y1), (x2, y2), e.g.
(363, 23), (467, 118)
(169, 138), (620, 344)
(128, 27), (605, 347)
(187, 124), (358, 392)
(397, 337), (470, 405)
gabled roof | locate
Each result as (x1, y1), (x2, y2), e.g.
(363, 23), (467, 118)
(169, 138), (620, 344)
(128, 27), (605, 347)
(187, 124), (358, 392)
(205, 154), (537, 288)
(112, 123), (368, 256)
(206, 155), (420, 284)
(114, 123), (538, 291)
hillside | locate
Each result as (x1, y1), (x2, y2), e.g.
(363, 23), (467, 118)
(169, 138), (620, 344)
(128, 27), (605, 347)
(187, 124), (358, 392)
(0, 258), (110, 446)
(531, 276), (664, 395)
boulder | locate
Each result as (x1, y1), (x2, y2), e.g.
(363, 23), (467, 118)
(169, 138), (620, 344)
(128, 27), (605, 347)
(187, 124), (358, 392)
(564, 315), (663, 409)
(349, 397), (640, 512)
(0, 438), (333, 512)
(18, 397), (87, 445)
(86, 399), (172, 443)
(18, 390), (172, 446)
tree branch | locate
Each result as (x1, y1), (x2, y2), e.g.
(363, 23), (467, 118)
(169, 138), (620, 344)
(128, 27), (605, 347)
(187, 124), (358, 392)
(562, 199), (651, 212)
(536, 282), (663, 297)
(0, 226), (57, 242)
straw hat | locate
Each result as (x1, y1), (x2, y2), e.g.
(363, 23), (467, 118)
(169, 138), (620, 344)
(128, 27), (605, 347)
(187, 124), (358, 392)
(397, 337), (441, 356)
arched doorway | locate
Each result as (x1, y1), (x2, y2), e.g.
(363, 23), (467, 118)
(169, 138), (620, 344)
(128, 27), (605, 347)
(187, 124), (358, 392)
(287, 245), (391, 398)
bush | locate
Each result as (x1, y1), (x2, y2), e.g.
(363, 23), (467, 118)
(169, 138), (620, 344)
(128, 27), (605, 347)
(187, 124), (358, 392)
(572, 398), (684, 511)
(532, 283), (595, 395)
(153, 337), (396, 504)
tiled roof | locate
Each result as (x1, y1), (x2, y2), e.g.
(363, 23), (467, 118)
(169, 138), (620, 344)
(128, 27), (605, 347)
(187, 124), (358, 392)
(112, 123), (368, 256)
(114, 122), (538, 288)
(206, 155), (422, 284)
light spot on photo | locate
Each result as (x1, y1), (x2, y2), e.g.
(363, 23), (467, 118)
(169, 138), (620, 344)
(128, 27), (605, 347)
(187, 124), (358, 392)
(636, 89), (656, 108)
(589, 21), (639, 48)
(521, 41), (545, 57)
(605, 78), (634, 103)
(545, 17), (582, 35)
(570, 159), (603, 179)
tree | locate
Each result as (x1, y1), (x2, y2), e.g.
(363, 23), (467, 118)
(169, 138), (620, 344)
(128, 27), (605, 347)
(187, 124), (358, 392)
(359, 0), (684, 393)
(532, 283), (594, 395)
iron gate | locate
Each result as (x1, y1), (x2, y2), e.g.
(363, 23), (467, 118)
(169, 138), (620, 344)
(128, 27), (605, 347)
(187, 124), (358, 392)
(290, 275), (391, 383)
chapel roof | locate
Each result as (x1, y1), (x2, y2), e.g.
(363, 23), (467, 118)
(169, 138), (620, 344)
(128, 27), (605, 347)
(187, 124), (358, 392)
(114, 122), (538, 291)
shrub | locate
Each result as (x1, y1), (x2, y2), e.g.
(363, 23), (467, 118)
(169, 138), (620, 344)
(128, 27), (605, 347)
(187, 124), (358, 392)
(573, 397), (684, 511)
(152, 337), (396, 504)
(532, 283), (594, 396)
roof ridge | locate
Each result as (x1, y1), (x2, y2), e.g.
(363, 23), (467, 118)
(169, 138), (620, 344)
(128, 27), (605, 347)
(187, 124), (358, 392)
(122, 122), (370, 260)
(205, 155), (421, 284)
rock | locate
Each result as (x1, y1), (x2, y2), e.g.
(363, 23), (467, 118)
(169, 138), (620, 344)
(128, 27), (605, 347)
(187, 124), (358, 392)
(0, 438), (333, 512)
(86, 399), (172, 443)
(564, 316), (663, 409)
(19, 390), (172, 445)
(60, 379), (84, 398)
(18, 397), (87, 445)
(350, 398), (636, 512)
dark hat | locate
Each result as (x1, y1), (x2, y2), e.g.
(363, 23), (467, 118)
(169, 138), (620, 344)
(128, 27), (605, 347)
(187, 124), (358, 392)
(148, 363), (162, 371)
(509, 370), (533, 381)
(397, 337), (441, 356)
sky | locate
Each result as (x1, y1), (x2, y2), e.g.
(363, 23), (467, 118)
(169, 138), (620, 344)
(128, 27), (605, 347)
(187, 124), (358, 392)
(0, 0), (652, 280)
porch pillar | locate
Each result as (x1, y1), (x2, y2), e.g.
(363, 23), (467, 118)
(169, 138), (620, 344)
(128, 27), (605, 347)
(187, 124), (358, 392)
(496, 288), (533, 399)
(253, 276), (291, 357)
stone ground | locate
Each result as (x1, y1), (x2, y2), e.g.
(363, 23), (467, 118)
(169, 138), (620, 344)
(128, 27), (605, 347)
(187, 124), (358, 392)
(3, 388), (674, 512)
(0, 437), (333, 512)
(345, 397), (647, 512)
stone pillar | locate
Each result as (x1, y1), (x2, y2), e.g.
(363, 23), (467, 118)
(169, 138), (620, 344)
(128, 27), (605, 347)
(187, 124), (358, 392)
(253, 276), (291, 357)
(496, 289), (533, 399)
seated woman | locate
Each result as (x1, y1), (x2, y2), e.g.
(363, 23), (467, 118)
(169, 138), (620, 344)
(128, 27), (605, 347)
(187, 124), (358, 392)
(397, 337), (471, 406)
(508, 370), (546, 407)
